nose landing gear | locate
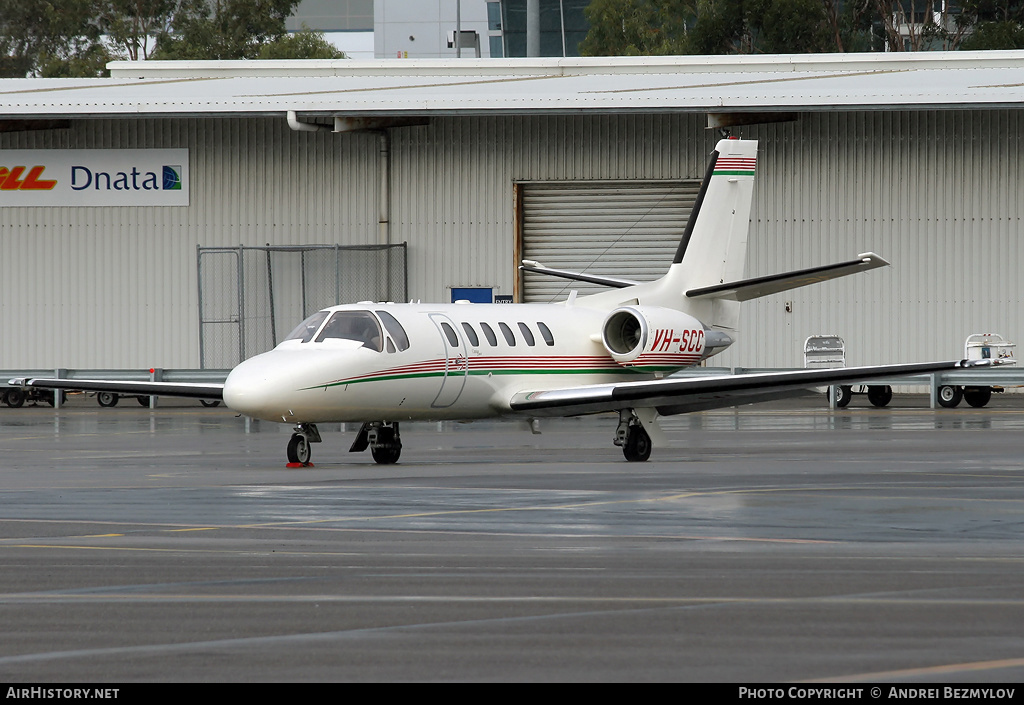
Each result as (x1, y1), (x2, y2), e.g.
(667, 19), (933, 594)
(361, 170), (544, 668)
(286, 423), (321, 466)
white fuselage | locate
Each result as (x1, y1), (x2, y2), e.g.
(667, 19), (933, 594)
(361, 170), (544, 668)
(221, 300), (717, 424)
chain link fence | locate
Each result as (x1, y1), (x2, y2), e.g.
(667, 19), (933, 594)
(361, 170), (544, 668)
(197, 244), (408, 368)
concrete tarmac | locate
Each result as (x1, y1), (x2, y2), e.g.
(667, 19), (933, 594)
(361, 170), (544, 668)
(1, 394), (1023, 682)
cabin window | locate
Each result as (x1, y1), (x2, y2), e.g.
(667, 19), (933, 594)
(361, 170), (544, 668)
(498, 322), (516, 346)
(315, 310), (383, 352)
(461, 322), (480, 347)
(441, 322), (460, 348)
(537, 322), (555, 346)
(285, 311), (330, 343)
(517, 322), (535, 346)
(480, 322), (498, 346)
(376, 310), (410, 351)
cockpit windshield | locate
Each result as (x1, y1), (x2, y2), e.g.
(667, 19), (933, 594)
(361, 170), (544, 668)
(284, 311), (330, 343)
(315, 310), (383, 351)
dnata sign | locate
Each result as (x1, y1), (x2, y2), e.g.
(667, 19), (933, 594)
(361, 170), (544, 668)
(0, 149), (189, 206)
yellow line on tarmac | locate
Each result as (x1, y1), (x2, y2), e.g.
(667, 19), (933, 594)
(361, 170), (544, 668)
(810, 656), (1024, 682)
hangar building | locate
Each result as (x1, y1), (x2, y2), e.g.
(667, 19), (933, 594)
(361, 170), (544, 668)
(1, 53), (1023, 372)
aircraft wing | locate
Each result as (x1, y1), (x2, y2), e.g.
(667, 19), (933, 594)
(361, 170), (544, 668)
(9, 378), (224, 401)
(508, 360), (983, 417)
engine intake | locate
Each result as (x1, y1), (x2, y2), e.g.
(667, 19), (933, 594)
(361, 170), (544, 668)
(601, 306), (710, 370)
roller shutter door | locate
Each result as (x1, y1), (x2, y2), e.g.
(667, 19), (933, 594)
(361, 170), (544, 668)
(521, 180), (700, 303)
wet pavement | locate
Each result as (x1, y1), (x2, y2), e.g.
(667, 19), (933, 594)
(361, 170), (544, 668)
(0, 395), (1023, 681)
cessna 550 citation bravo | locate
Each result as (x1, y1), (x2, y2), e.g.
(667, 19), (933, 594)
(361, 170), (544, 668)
(13, 138), (990, 465)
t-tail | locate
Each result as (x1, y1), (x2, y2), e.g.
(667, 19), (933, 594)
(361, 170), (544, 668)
(526, 137), (889, 364)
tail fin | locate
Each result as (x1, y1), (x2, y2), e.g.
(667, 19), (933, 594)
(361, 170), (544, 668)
(673, 138), (758, 291)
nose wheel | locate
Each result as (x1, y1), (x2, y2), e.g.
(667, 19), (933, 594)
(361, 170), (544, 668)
(286, 423), (321, 466)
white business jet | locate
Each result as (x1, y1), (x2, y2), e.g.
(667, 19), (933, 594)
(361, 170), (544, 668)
(14, 138), (985, 465)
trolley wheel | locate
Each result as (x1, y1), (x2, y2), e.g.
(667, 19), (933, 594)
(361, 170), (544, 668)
(97, 392), (119, 407)
(45, 391), (67, 407)
(937, 385), (963, 408)
(867, 385), (893, 407)
(5, 388), (25, 408)
(963, 387), (992, 408)
(831, 385), (853, 408)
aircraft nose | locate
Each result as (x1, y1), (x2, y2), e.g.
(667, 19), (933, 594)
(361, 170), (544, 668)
(223, 353), (289, 420)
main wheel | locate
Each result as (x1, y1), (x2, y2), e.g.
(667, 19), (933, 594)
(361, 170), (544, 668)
(963, 387), (992, 408)
(831, 385), (853, 408)
(199, 399), (220, 407)
(623, 424), (652, 462)
(371, 446), (401, 464)
(286, 433), (311, 464)
(97, 392), (119, 407)
(136, 396), (150, 406)
(937, 385), (962, 408)
(867, 385), (893, 407)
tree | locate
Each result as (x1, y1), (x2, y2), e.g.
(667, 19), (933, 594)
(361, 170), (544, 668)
(0, 0), (112, 77)
(258, 27), (346, 60)
(580, 0), (696, 55)
(152, 0), (302, 60)
(958, 0), (1024, 50)
(581, 0), (840, 55)
(100, 0), (182, 61)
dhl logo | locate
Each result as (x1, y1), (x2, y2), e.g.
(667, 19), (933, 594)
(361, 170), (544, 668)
(0, 165), (57, 191)
(651, 328), (705, 353)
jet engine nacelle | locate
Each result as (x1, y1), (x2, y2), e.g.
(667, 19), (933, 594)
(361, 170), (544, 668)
(601, 305), (707, 370)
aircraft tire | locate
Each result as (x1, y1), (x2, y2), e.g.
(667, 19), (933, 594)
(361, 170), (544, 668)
(937, 385), (962, 408)
(97, 392), (119, 407)
(287, 433), (311, 464)
(963, 387), (992, 408)
(371, 446), (401, 465)
(136, 396), (149, 407)
(199, 399), (220, 407)
(867, 385), (892, 407)
(623, 424), (652, 462)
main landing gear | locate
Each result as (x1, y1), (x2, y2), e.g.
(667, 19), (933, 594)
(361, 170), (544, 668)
(283, 421), (402, 466)
(349, 421), (402, 465)
(286, 422), (322, 465)
(614, 409), (652, 462)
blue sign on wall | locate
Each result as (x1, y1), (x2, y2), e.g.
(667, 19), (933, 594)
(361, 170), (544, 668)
(451, 287), (493, 303)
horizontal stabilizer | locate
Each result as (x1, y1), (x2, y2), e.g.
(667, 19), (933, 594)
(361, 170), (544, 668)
(10, 377), (224, 401)
(686, 252), (889, 302)
(520, 261), (638, 290)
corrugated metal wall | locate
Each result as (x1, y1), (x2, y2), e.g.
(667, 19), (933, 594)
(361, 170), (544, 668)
(739, 111), (1024, 369)
(0, 118), (379, 368)
(2, 110), (1022, 370)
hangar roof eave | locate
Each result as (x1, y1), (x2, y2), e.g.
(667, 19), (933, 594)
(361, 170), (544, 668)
(3, 52), (1024, 120)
